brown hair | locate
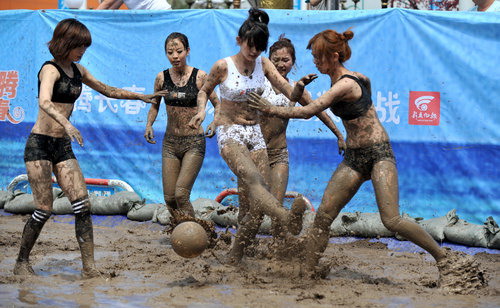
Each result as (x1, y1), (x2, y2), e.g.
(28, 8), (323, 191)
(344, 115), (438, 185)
(48, 18), (92, 61)
(307, 29), (354, 64)
(269, 34), (296, 65)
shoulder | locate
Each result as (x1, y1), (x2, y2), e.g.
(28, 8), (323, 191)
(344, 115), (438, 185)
(261, 56), (273, 68)
(195, 68), (208, 79)
(214, 58), (228, 69)
(156, 71), (165, 80)
(39, 62), (60, 79)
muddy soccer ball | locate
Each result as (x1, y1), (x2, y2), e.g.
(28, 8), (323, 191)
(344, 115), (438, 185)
(171, 221), (208, 258)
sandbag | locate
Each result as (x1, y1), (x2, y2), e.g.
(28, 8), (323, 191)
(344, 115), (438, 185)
(127, 203), (164, 221)
(485, 216), (500, 249)
(443, 218), (490, 248)
(418, 209), (458, 242)
(153, 205), (173, 225)
(52, 196), (73, 215)
(211, 205), (239, 227)
(339, 212), (394, 238)
(90, 191), (142, 215)
(192, 198), (223, 220)
(0, 190), (14, 209)
(4, 188), (63, 214)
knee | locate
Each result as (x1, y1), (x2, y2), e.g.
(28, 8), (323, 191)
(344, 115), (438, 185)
(381, 214), (403, 232)
(243, 172), (266, 188)
(174, 187), (191, 205)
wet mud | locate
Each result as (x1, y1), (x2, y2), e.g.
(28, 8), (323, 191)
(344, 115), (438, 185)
(1, 213), (499, 307)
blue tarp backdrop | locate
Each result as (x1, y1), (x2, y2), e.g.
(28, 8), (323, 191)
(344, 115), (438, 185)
(0, 9), (498, 224)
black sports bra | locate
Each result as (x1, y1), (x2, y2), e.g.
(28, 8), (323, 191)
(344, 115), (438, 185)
(38, 61), (83, 104)
(162, 68), (199, 108)
(330, 74), (372, 121)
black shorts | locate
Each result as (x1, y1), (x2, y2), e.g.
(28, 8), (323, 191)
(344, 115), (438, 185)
(24, 133), (76, 164)
(343, 142), (396, 177)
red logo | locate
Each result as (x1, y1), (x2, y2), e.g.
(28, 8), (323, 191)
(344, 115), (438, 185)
(408, 91), (440, 126)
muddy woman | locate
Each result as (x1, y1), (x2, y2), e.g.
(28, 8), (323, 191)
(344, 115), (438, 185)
(253, 35), (345, 238)
(248, 29), (486, 293)
(14, 18), (166, 278)
(189, 9), (312, 263)
(144, 32), (220, 225)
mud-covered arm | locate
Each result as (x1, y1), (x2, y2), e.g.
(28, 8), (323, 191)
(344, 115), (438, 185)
(296, 89), (345, 152)
(144, 73), (164, 144)
(189, 60), (225, 129)
(79, 64), (167, 104)
(263, 57), (317, 103)
(248, 78), (352, 119)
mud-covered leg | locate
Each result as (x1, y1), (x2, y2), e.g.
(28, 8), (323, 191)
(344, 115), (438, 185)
(14, 160), (54, 275)
(14, 209), (52, 275)
(372, 160), (486, 293)
(229, 209), (264, 263)
(302, 163), (364, 276)
(73, 197), (99, 278)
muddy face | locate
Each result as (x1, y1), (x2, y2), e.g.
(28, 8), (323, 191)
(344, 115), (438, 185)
(270, 48), (294, 79)
(166, 39), (189, 68)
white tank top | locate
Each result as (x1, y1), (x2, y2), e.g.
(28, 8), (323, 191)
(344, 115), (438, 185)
(219, 56), (266, 102)
(261, 78), (295, 107)
(123, 0), (171, 9)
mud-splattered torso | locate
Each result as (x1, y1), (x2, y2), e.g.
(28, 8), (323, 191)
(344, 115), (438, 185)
(32, 61), (83, 137)
(260, 78), (295, 149)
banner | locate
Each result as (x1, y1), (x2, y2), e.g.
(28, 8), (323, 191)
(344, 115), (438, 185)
(1, 9), (498, 224)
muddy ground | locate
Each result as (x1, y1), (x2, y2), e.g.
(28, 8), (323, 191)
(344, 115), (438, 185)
(0, 212), (499, 307)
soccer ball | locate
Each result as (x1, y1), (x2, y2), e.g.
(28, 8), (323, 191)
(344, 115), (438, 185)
(170, 221), (208, 258)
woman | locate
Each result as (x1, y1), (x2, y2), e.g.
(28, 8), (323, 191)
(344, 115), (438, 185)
(14, 18), (166, 278)
(144, 32), (220, 225)
(189, 9), (310, 263)
(260, 36), (345, 206)
(248, 29), (485, 292)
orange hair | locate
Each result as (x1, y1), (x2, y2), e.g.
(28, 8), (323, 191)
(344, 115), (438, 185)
(307, 29), (354, 64)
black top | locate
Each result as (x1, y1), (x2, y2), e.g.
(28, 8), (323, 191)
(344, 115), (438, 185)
(330, 74), (372, 121)
(163, 68), (199, 108)
(37, 61), (83, 104)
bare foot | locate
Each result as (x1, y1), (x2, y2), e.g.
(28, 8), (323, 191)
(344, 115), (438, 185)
(13, 261), (35, 276)
(289, 196), (308, 235)
(300, 259), (332, 280)
(81, 267), (104, 279)
(437, 248), (487, 294)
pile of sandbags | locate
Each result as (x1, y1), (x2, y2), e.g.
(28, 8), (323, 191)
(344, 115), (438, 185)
(3, 190), (143, 216)
(2, 189), (498, 249)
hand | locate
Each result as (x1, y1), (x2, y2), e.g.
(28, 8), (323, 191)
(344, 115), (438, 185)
(189, 112), (205, 129)
(144, 126), (156, 144)
(337, 138), (346, 156)
(65, 124), (83, 147)
(247, 91), (272, 113)
(205, 121), (216, 138)
(141, 90), (168, 104)
(298, 74), (318, 87)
